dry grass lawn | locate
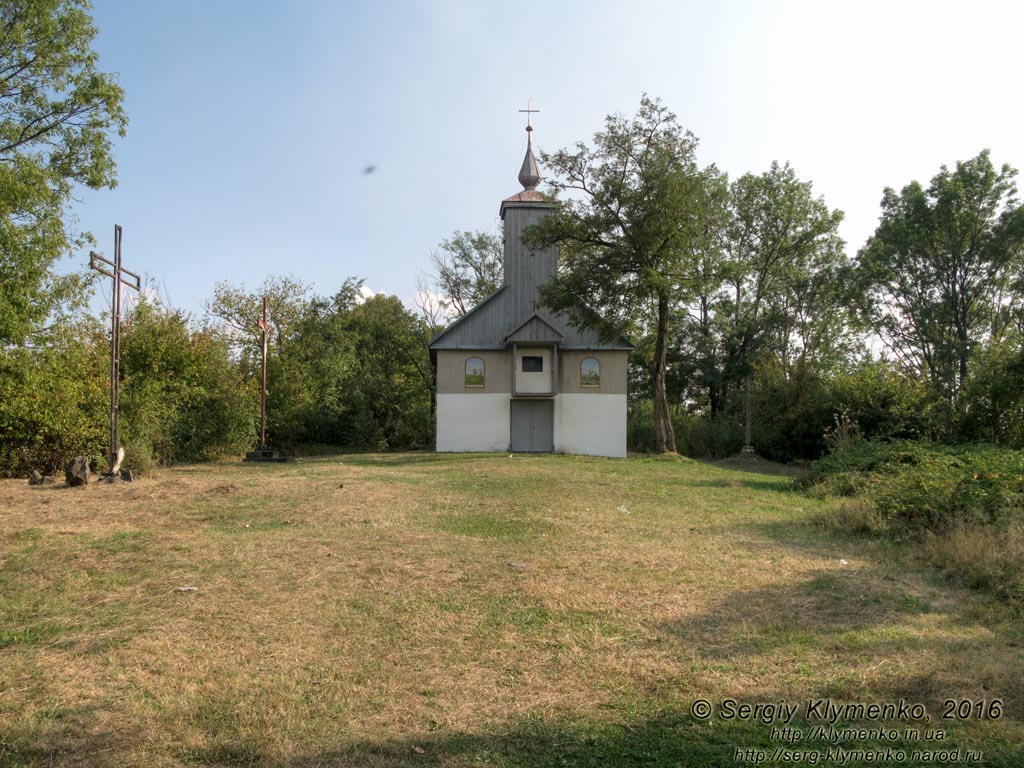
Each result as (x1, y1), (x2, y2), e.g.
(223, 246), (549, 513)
(1, 452), (1021, 767)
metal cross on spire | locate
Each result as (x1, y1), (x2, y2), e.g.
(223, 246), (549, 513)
(89, 225), (141, 479)
(519, 98), (539, 131)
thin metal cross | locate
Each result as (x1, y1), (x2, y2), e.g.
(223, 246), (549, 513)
(89, 225), (141, 475)
(519, 98), (539, 129)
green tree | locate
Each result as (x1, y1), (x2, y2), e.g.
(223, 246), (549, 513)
(0, 0), (126, 345)
(204, 273), (314, 363)
(421, 229), (503, 321)
(956, 336), (1024, 446)
(0, 315), (107, 475)
(856, 150), (1024, 403)
(529, 95), (715, 453)
(720, 163), (847, 407)
(267, 280), (364, 447)
(666, 162), (848, 428)
(119, 299), (255, 466)
(341, 295), (433, 449)
(274, 289), (433, 449)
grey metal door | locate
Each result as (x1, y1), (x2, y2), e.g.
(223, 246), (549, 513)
(510, 400), (554, 452)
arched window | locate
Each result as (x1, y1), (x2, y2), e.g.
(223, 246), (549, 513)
(465, 357), (485, 387)
(580, 357), (600, 387)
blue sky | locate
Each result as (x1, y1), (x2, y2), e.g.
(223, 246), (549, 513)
(71, 0), (1024, 318)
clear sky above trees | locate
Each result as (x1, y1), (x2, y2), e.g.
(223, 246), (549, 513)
(67, 0), (1024, 318)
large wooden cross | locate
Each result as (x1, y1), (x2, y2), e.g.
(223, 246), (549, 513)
(90, 225), (141, 475)
(256, 296), (269, 450)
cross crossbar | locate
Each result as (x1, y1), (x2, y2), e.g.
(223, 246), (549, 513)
(518, 97), (539, 128)
(90, 252), (141, 290)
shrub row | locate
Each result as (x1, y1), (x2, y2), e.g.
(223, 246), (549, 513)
(804, 440), (1024, 605)
(803, 441), (1024, 533)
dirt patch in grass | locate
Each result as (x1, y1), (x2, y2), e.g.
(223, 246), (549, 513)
(1, 453), (1021, 766)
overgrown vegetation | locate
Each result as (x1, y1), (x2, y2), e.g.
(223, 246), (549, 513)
(628, 356), (932, 462)
(0, 281), (437, 477)
(803, 440), (1024, 605)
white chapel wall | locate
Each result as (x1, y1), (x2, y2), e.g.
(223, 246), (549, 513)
(436, 394), (510, 452)
(555, 394), (627, 458)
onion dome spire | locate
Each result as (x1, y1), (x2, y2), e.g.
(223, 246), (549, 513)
(517, 99), (541, 191)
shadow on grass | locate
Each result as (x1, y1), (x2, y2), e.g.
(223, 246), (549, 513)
(707, 454), (807, 478)
(704, 516), (1024, 709)
(180, 710), (1018, 768)
(658, 568), (932, 663)
(0, 718), (142, 768)
(5, 680), (1020, 768)
(6, 704), (1017, 768)
(1, 713), (740, 768)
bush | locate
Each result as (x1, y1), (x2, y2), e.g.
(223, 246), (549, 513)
(955, 343), (1024, 447)
(804, 441), (1024, 534)
(627, 402), (742, 458)
(119, 301), (256, 464)
(818, 497), (884, 534)
(0, 323), (108, 477)
(747, 358), (932, 463)
(924, 524), (1024, 602)
(674, 413), (743, 459)
(805, 440), (1024, 604)
(626, 401), (657, 453)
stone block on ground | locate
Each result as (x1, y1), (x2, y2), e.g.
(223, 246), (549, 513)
(64, 456), (91, 487)
(27, 470), (57, 486)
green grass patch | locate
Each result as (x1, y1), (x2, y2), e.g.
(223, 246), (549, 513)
(435, 504), (555, 541)
(0, 622), (70, 649)
(74, 529), (154, 553)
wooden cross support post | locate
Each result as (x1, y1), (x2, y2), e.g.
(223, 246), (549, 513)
(742, 373), (755, 454)
(89, 225), (141, 475)
(257, 296), (269, 451)
(244, 296), (286, 462)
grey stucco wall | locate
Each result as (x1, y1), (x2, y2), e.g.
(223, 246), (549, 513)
(558, 349), (629, 395)
(438, 348), (629, 396)
(436, 350), (512, 394)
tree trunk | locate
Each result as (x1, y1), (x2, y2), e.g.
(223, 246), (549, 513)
(652, 290), (677, 454)
(708, 379), (722, 416)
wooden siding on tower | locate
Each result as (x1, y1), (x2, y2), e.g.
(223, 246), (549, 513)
(429, 189), (633, 352)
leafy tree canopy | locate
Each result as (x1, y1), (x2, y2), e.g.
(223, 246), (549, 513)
(204, 274), (317, 363)
(856, 150), (1024, 401)
(420, 229), (502, 324)
(0, 0), (126, 345)
(528, 95), (717, 452)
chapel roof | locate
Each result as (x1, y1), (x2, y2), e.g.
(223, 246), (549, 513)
(429, 108), (632, 353)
